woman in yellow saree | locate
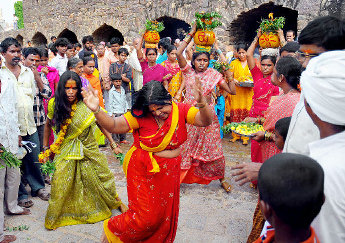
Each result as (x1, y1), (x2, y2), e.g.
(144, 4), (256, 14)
(81, 80), (213, 243)
(42, 71), (126, 229)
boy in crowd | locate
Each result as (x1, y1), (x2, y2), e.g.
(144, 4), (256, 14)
(109, 48), (133, 108)
(49, 37), (69, 75)
(79, 35), (98, 68)
(66, 43), (76, 59)
(108, 73), (129, 144)
(285, 30), (296, 42)
(254, 153), (323, 243)
(273, 117), (291, 150)
(74, 43), (82, 54)
(107, 37), (121, 64)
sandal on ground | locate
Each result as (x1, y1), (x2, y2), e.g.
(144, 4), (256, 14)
(220, 180), (232, 193)
(8, 208), (31, 215)
(0, 235), (16, 243)
(36, 188), (50, 201)
(18, 199), (34, 208)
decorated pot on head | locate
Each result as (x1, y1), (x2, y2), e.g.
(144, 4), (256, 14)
(194, 11), (222, 52)
(258, 13), (285, 49)
(143, 20), (165, 49)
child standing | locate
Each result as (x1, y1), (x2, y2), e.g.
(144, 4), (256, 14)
(109, 48), (133, 108)
(108, 73), (129, 144)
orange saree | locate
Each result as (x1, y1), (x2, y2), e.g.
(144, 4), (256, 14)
(104, 102), (199, 242)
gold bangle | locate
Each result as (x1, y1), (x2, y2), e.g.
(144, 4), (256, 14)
(110, 142), (119, 149)
(93, 106), (101, 115)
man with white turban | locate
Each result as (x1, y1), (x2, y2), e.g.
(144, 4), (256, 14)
(303, 50), (345, 243)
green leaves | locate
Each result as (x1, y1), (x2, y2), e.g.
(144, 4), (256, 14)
(145, 20), (165, 32)
(14, 1), (24, 29)
(0, 146), (22, 169)
(40, 160), (56, 176)
(213, 61), (231, 73)
(195, 11), (223, 30)
(259, 16), (285, 33)
(115, 153), (125, 165)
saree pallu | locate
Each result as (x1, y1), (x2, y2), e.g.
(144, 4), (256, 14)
(105, 102), (198, 242)
(45, 101), (121, 229)
(162, 60), (183, 102)
(180, 66), (226, 184)
(225, 59), (254, 122)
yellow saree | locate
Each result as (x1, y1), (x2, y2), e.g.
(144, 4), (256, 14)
(45, 100), (121, 229)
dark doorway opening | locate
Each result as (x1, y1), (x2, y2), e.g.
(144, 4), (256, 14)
(15, 34), (24, 46)
(92, 24), (124, 44)
(32, 32), (48, 47)
(229, 2), (298, 45)
(155, 16), (190, 42)
(58, 29), (79, 44)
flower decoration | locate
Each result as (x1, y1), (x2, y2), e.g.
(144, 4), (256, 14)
(195, 11), (222, 30)
(259, 13), (285, 33)
(145, 20), (165, 32)
(38, 102), (77, 165)
(213, 61), (231, 73)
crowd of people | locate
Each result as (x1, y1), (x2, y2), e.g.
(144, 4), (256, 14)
(0, 14), (344, 243)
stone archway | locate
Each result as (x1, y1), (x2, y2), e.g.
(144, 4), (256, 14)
(155, 16), (190, 42)
(31, 31), (48, 47)
(229, 2), (298, 45)
(58, 28), (78, 44)
(92, 24), (124, 44)
(15, 34), (24, 46)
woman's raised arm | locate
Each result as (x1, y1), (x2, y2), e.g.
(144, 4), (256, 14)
(247, 29), (261, 71)
(177, 23), (197, 69)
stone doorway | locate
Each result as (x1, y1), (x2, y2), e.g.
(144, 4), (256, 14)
(229, 2), (298, 45)
(155, 16), (190, 42)
(31, 32), (48, 47)
(15, 34), (24, 46)
(92, 24), (124, 44)
(58, 28), (78, 44)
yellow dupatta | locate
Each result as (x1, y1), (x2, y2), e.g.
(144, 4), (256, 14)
(122, 102), (179, 176)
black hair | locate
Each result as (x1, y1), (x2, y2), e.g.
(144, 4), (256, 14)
(158, 37), (171, 51)
(82, 35), (94, 45)
(53, 71), (83, 133)
(50, 44), (58, 55)
(118, 47), (129, 56)
(39, 48), (48, 58)
(258, 153), (324, 229)
(51, 36), (56, 41)
(67, 57), (82, 69)
(286, 30), (296, 36)
(0, 37), (21, 53)
(279, 41), (300, 55)
(261, 55), (276, 65)
(275, 56), (302, 90)
(110, 73), (122, 81)
(67, 43), (74, 50)
(55, 38), (70, 47)
(275, 117), (292, 141)
(298, 16), (345, 51)
(167, 45), (177, 54)
(22, 47), (40, 58)
(82, 56), (94, 65)
(74, 43), (82, 48)
(191, 52), (210, 70)
(131, 81), (172, 118)
(145, 48), (158, 56)
(83, 50), (95, 58)
(236, 43), (248, 52)
(110, 37), (121, 45)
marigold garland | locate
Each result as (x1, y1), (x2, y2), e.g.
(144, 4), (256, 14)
(38, 102), (77, 163)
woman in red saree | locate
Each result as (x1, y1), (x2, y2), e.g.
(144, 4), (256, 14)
(82, 80), (214, 243)
(232, 56), (302, 242)
(244, 31), (280, 164)
(176, 24), (236, 191)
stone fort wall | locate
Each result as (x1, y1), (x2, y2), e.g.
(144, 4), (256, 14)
(0, 0), (343, 46)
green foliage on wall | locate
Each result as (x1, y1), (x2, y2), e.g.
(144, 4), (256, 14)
(14, 1), (24, 29)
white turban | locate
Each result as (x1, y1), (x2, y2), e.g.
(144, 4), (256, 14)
(301, 50), (345, 126)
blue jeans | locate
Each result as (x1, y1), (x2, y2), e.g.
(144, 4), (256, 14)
(18, 131), (45, 201)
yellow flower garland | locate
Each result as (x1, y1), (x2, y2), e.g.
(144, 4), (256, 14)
(39, 102), (77, 163)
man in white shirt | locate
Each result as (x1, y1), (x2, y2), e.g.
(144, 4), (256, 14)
(49, 37), (69, 76)
(0, 38), (49, 209)
(283, 16), (345, 155)
(302, 50), (345, 243)
(128, 37), (143, 91)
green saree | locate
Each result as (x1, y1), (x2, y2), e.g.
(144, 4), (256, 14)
(45, 100), (121, 229)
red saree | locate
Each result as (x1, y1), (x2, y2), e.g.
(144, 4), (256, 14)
(104, 102), (199, 243)
(249, 66), (279, 163)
